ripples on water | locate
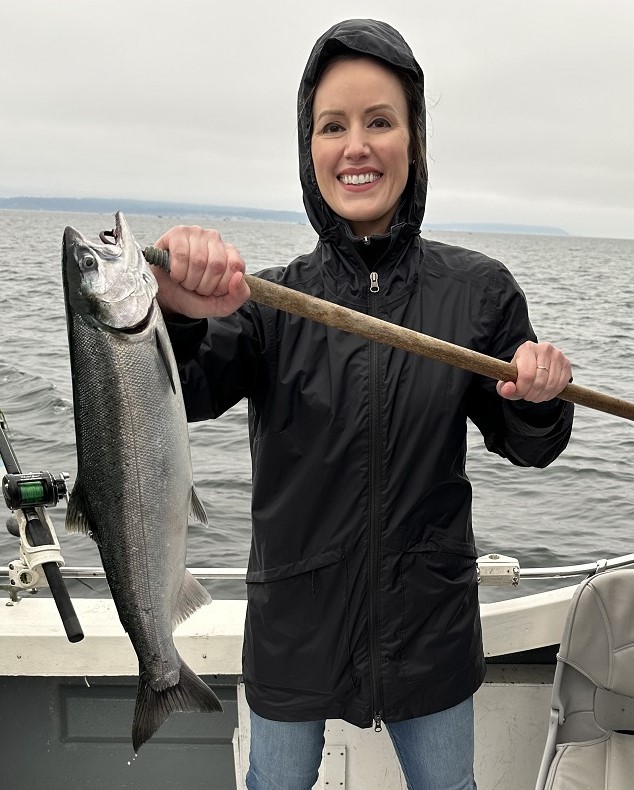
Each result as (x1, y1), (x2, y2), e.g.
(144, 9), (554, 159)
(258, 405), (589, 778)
(1, 210), (633, 602)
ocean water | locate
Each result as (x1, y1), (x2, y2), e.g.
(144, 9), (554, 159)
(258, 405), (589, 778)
(1, 210), (633, 603)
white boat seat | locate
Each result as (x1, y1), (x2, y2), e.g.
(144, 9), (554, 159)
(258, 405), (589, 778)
(535, 567), (634, 790)
(543, 732), (634, 789)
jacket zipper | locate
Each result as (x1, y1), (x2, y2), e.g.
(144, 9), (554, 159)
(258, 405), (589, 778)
(368, 270), (383, 732)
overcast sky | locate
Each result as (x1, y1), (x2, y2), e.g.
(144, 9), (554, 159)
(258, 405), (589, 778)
(2, 0), (633, 239)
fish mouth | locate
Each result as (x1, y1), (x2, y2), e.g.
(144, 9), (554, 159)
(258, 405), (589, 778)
(64, 212), (157, 332)
(99, 211), (124, 247)
(64, 209), (127, 254)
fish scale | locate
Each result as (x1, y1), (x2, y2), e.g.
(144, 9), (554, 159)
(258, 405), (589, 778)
(70, 312), (186, 681)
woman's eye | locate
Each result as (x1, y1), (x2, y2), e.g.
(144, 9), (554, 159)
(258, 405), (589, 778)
(321, 122), (343, 134)
(370, 118), (391, 129)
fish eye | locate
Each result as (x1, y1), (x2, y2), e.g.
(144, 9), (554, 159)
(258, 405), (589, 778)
(82, 255), (97, 270)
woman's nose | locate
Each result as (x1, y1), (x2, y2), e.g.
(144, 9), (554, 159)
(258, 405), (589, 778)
(344, 125), (369, 158)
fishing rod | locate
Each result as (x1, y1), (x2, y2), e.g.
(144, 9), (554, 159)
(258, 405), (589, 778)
(143, 246), (634, 423)
(0, 409), (83, 642)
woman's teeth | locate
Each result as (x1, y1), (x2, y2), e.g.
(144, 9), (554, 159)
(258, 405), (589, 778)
(339, 173), (381, 185)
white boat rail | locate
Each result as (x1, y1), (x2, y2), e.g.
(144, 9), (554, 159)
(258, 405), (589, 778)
(477, 551), (634, 586)
(519, 555), (634, 578)
(1, 552), (634, 588)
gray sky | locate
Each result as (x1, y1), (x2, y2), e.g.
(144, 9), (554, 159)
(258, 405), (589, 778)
(2, 0), (633, 239)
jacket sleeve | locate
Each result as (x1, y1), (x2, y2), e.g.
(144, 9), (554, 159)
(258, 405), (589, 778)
(165, 301), (265, 422)
(466, 264), (574, 468)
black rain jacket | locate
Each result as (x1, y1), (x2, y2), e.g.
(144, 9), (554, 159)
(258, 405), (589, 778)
(167, 19), (574, 728)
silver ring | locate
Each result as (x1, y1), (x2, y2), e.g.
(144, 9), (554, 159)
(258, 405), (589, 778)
(536, 365), (549, 371)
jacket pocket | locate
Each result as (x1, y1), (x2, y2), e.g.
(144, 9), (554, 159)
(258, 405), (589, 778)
(243, 549), (353, 694)
(398, 534), (480, 684)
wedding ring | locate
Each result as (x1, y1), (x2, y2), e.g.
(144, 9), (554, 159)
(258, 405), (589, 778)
(536, 365), (549, 371)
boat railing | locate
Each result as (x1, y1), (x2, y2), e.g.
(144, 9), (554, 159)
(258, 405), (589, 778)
(2, 552), (634, 590)
(477, 551), (634, 586)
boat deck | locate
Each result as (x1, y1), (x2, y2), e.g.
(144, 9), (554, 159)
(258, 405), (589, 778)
(0, 587), (576, 788)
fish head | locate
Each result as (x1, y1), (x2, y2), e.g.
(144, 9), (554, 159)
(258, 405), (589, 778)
(62, 212), (157, 331)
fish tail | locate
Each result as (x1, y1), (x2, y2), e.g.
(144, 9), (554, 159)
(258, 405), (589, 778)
(132, 659), (223, 751)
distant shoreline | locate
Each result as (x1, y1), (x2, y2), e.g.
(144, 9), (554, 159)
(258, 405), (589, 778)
(0, 196), (309, 226)
(0, 196), (569, 237)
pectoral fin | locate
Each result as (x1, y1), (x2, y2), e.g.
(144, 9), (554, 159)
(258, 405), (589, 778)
(65, 479), (99, 542)
(155, 328), (176, 395)
(189, 486), (208, 526)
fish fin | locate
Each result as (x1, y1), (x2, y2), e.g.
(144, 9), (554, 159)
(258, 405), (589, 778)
(189, 486), (208, 526)
(155, 329), (176, 394)
(132, 658), (223, 751)
(65, 480), (98, 541)
(172, 569), (212, 629)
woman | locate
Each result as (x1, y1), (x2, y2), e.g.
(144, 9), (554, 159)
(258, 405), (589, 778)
(154, 19), (574, 790)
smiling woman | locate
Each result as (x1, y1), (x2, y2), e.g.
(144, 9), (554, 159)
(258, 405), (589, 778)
(150, 17), (575, 790)
(310, 57), (412, 237)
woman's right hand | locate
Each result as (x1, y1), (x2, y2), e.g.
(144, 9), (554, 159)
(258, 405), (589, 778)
(151, 225), (251, 318)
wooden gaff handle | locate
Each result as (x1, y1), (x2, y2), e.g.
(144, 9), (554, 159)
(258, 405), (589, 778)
(143, 247), (634, 423)
(244, 275), (634, 422)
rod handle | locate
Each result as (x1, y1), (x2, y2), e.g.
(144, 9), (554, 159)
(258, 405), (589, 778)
(24, 511), (84, 642)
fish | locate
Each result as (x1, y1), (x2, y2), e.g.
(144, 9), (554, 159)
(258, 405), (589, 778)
(62, 211), (222, 751)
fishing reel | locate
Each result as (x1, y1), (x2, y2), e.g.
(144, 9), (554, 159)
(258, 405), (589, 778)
(1, 406), (82, 640)
(2, 471), (70, 596)
(2, 471), (69, 512)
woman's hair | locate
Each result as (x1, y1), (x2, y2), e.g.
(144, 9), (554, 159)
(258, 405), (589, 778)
(307, 53), (427, 186)
(394, 65), (427, 186)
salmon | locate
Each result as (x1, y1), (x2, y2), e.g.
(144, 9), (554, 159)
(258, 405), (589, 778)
(62, 212), (221, 751)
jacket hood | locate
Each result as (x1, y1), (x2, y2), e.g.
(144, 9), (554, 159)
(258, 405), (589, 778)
(297, 19), (427, 244)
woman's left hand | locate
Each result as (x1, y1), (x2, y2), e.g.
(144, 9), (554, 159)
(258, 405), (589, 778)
(496, 341), (572, 403)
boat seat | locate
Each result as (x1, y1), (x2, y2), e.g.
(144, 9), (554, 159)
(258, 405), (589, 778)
(535, 567), (634, 790)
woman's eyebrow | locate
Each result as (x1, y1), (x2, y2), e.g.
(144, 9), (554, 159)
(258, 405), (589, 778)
(365, 103), (396, 115)
(314, 108), (345, 123)
(314, 103), (396, 123)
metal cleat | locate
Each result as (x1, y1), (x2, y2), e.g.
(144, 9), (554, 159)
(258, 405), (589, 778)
(477, 553), (520, 586)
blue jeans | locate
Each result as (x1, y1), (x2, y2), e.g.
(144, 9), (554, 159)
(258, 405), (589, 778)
(246, 697), (477, 790)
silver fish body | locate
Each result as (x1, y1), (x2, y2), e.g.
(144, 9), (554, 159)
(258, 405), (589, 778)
(62, 212), (221, 750)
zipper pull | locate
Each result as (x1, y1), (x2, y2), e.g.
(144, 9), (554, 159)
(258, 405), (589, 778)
(373, 711), (383, 732)
(370, 271), (379, 293)
(363, 235), (371, 245)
